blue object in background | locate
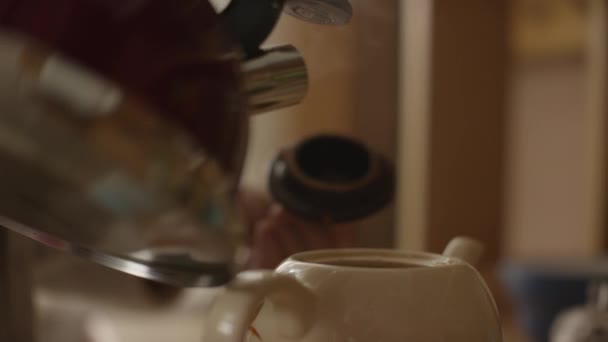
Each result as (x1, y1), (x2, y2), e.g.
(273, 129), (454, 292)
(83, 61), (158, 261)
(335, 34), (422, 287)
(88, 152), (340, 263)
(499, 261), (593, 342)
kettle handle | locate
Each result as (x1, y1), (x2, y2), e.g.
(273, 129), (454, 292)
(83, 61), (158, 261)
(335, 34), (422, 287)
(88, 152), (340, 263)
(221, 0), (286, 59)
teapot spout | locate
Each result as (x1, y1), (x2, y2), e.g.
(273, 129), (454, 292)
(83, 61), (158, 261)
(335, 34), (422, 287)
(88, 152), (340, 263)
(442, 236), (484, 266)
(242, 45), (308, 115)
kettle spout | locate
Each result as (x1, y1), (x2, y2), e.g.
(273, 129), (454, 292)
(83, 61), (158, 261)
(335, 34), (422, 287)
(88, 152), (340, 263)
(242, 45), (308, 115)
(442, 236), (484, 266)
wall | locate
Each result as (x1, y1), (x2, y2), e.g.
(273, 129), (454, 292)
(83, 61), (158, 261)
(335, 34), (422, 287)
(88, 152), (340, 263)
(240, 14), (358, 192)
(241, 1), (399, 247)
(397, 0), (508, 261)
(504, 60), (596, 258)
(504, 0), (606, 259)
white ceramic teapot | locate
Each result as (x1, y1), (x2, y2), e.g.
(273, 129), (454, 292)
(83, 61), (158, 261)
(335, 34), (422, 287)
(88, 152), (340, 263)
(203, 236), (503, 342)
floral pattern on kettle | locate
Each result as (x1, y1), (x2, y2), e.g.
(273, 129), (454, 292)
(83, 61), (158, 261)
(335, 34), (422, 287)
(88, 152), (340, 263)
(247, 326), (263, 342)
(246, 302), (265, 341)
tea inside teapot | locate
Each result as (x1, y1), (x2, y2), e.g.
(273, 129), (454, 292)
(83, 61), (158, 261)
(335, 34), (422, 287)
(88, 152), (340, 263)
(317, 259), (420, 268)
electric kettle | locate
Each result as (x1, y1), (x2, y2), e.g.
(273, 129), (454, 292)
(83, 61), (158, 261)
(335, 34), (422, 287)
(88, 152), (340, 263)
(0, 0), (325, 287)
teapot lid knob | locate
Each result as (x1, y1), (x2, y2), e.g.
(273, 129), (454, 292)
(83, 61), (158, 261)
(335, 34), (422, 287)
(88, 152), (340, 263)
(442, 237), (484, 266)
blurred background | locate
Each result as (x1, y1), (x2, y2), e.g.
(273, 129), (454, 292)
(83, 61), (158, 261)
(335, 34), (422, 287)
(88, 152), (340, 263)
(25, 0), (608, 341)
(245, 1), (606, 339)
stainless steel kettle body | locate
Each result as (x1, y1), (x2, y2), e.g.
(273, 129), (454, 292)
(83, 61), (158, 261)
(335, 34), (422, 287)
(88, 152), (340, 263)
(0, 0), (313, 287)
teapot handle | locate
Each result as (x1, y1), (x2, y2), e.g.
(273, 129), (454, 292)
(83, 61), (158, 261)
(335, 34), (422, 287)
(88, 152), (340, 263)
(203, 270), (316, 342)
(221, 0), (286, 59)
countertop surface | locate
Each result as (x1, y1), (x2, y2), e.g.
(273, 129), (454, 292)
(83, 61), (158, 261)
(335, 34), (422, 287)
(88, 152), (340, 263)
(34, 249), (529, 342)
(35, 249), (220, 342)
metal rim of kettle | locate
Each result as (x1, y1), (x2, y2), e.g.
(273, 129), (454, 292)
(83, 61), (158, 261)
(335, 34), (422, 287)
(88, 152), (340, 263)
(0, 216), (234, 287)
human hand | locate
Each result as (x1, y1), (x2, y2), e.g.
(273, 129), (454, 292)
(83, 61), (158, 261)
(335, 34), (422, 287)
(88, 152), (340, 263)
(239, 190), (356, 270)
